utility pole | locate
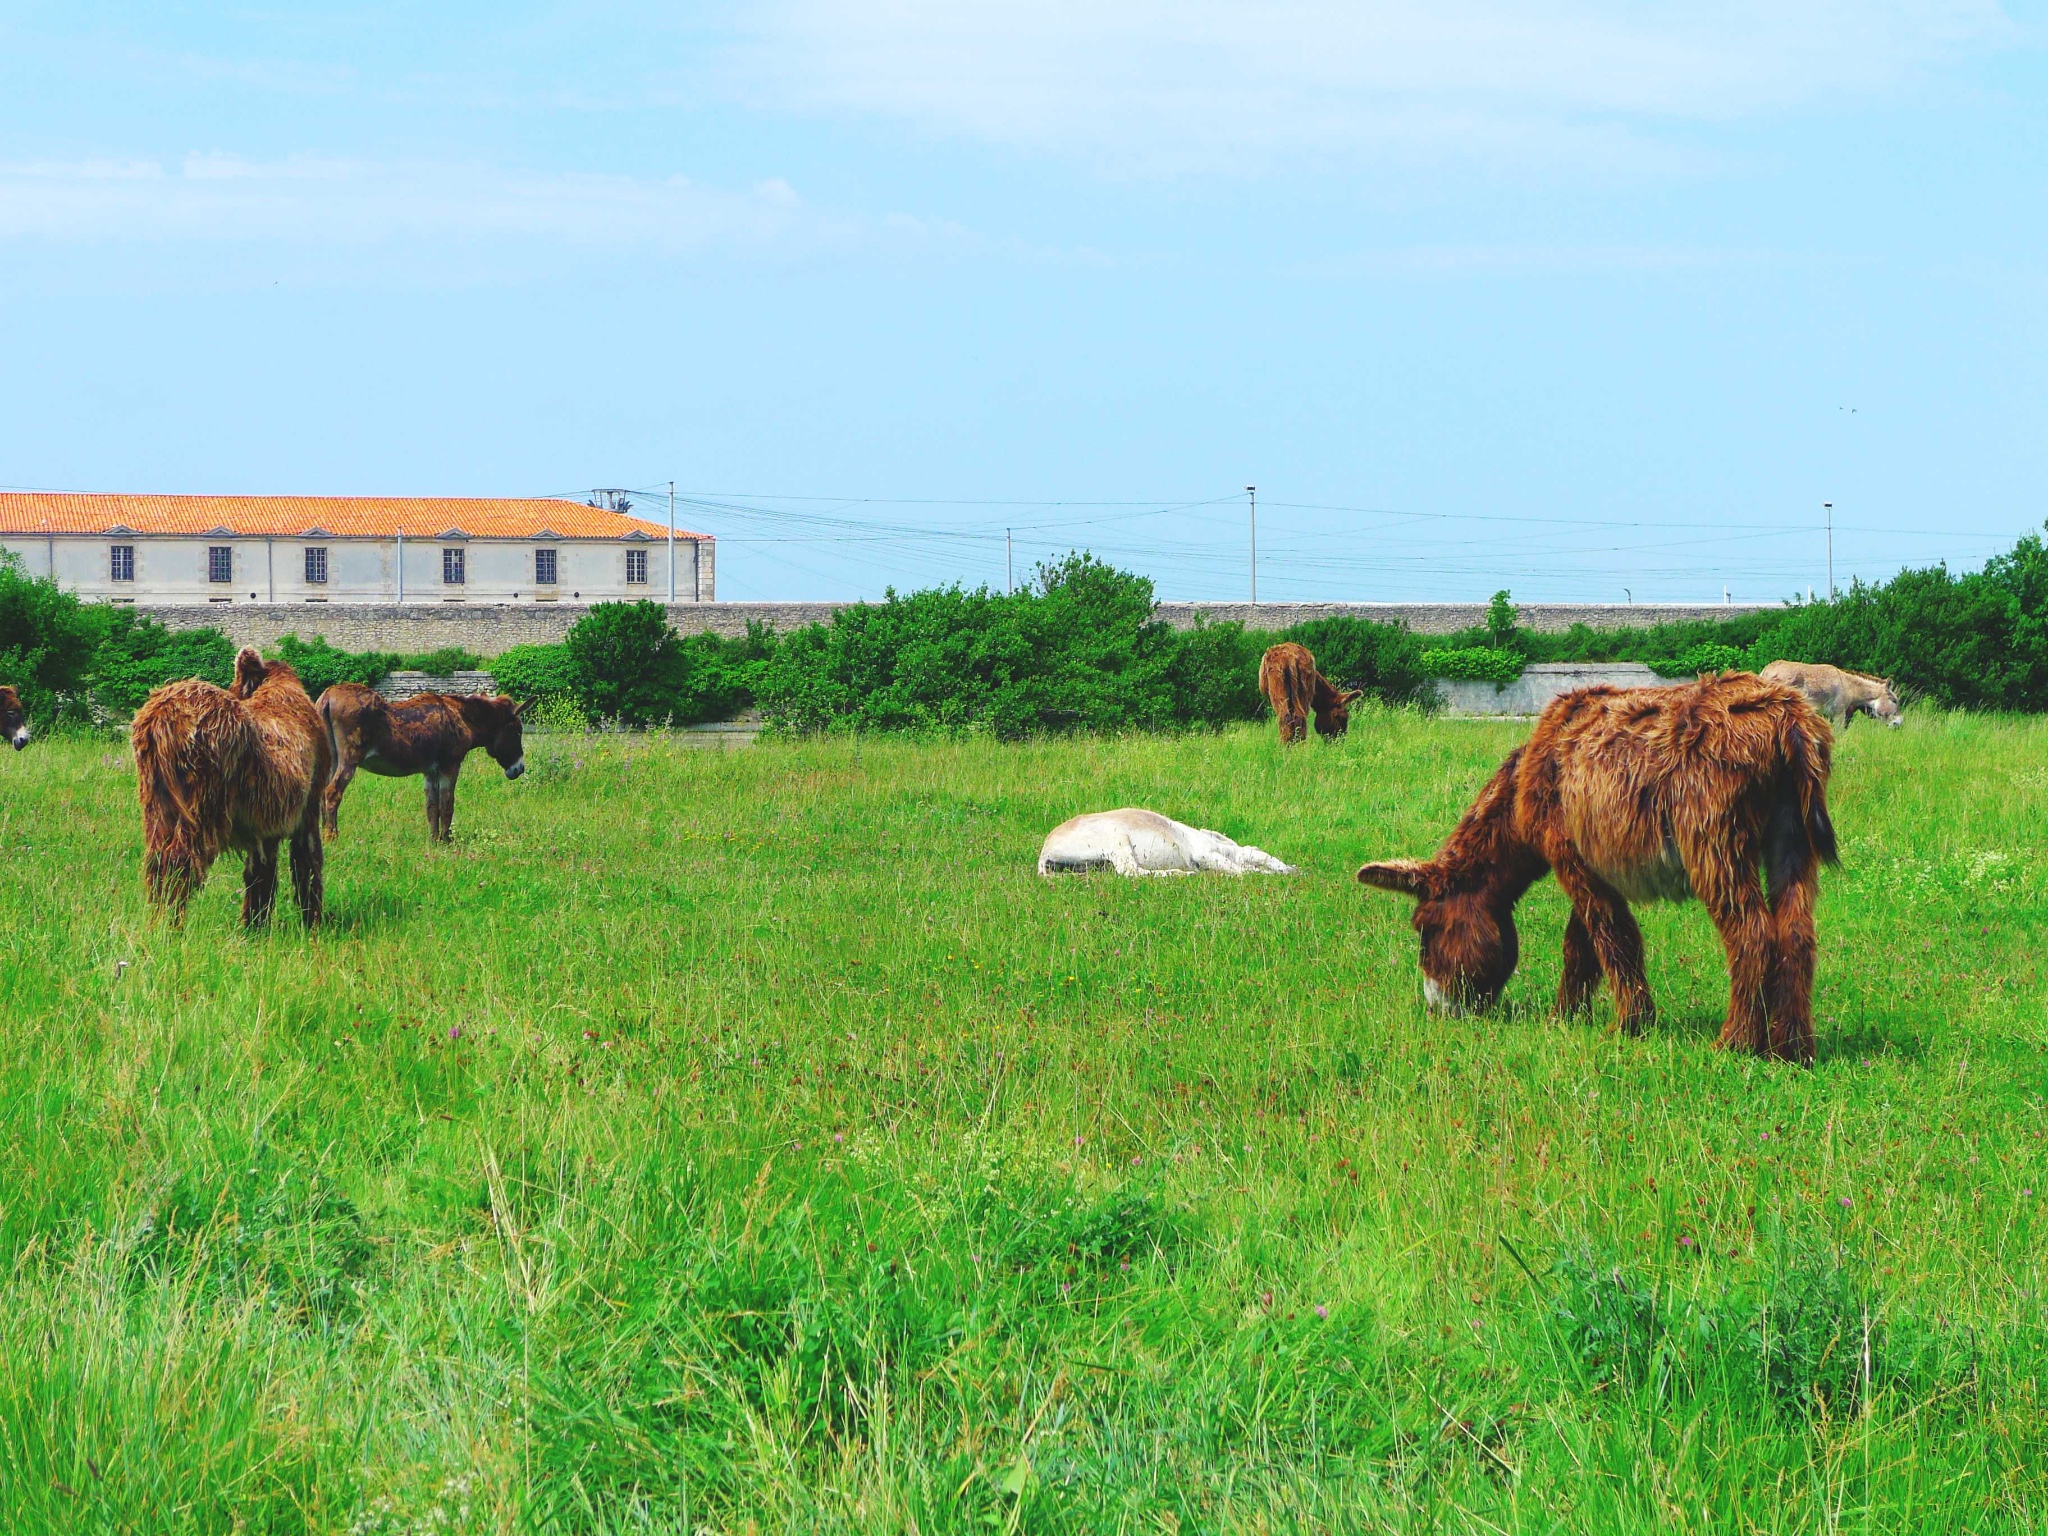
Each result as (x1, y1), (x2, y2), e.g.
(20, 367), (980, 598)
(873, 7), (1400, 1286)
(668, 480), (677, 602)
(396, 530), (404, 603)
(1823, 501), (1834, 599)
(1006, 528), (1013, 596)
(1247, 485), (1257, 606)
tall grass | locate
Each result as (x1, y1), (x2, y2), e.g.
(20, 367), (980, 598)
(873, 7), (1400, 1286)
(0, 709), (2043, 1531)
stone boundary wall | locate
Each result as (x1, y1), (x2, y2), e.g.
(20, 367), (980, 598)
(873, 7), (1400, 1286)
(1436, 661), (1676, 717)
(132, 599), (1775, 654)
(375, 670), (500, 700)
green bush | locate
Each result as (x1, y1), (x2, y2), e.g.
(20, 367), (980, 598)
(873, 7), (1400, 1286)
(0, 554), (102, 718)
(274, 634), (400, 697)
(490, 642), (579, 705)
(756, 555), (1183, 737)
(1421, 646), (1525, 684)
(1651, 642), (1749, 678)
(398, 645), (484, 675)
(564, 601), (687, 727)
(83, 610), (236, 718)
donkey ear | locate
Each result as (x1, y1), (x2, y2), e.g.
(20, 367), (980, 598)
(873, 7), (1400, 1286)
(231, 647), (266, 698)
(1357, 858), (1434, 897)
(511, 697), (529, 718)
(1341, 689), (1365, 704)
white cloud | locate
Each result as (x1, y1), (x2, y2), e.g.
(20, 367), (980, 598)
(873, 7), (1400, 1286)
(0, 154), (873, 251)
(731, 0), (2020, 172)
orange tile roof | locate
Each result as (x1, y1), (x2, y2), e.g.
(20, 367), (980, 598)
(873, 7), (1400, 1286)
(0, 494), (709, 542)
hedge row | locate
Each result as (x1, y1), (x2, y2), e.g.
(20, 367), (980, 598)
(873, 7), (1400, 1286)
(4, 525), (2047, 731)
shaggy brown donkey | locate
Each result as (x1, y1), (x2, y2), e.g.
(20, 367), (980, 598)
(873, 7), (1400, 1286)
(1259, 642), (1363, 745)
(0, 685), (28, 750)
(1357, 672), (1838, 1063)
(317, 683), (526, 842)
(132, 648), (332, 926)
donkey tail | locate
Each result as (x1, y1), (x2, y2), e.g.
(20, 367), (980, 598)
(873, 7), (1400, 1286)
(1765, 704), (1837, 900)
(1787, 709), (1839, 867)
(131, 681), (246, 915)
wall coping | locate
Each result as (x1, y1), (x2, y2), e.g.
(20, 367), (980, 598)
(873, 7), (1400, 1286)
(126, 598), (1778, 649)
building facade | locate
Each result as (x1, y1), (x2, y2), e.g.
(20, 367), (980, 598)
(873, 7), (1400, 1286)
(0, 493), (713, 605)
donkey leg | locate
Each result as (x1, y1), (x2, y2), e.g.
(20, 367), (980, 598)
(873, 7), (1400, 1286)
(1694, 862), (1774, 1057)
(1557, 907), (1602, 1015)
(421, 772), (444, 842)
(290, 827), (325, 929)
(1766, 872), (1819, 1066)
(322, 760), (357, 839)
(242, 840), (280, 928)
(1553, 856), (1654, 1033)
(438, 762), (463, 841)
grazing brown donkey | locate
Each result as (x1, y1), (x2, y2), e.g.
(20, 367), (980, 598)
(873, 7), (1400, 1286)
(1357, 672), (1838, 1063)
(0, 685), (29, 750)
(318, 684), (526, 842)
(1259, 642), (1363, 745)
(1759, 660), (1902, 728)
(132, 648), (332, 926)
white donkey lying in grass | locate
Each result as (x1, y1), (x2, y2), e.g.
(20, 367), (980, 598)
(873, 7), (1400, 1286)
(1037, 808), (1296, 877)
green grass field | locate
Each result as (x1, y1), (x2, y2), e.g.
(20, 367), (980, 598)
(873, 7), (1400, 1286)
(1, 709), (2045, 1533)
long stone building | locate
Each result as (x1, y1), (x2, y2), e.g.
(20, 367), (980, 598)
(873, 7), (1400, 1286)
(0, 492), (714, 605)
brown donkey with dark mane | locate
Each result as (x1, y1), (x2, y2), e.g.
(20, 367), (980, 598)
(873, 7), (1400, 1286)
(317, 684), (526, 842)
(132, 648), (332, 926)
(0, 685), (30, 751)
(1357, 672), (1838, 1063)
(1259, 642), (1363, 745)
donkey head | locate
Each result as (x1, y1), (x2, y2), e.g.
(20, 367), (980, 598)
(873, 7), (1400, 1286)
(0, 685), (26, 750)
(485, 697), (528, 780)
(1865, 680), (1903, 728)
(1357, 858), (1521, 1013)
(231, 647), (269, 699)
(1314, 688), (1365, 739)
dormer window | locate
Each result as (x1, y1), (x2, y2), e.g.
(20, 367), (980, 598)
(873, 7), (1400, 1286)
(110, 545), (135, 582)
(535, 547), (557, 585)
(442, 548), (465, 585)
(304, 547), (328, 585)
(208, 546), (233, 583)
(625, 548), (648, 584)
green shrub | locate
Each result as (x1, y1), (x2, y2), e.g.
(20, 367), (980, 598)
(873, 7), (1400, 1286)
(1651, 642), (1749, 678)
(274, 634), (399, 697)
(398, 646), (484, 674)
(1421, 646), (1525, 684)
(489, 642), (578, 705)
(0, 554), (101, 718)
(84, 610), (235, 718)
(756, 554), (1182, 738)
(564, 601), (689, 726)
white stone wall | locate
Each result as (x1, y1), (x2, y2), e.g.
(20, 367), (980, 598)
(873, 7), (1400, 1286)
(1434, 662), (1678, 717)
(0, 534), (711, 605)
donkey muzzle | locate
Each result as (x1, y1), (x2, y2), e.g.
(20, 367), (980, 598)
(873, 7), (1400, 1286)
(504, 759), (525, 780)
(8, 728), (26, 751)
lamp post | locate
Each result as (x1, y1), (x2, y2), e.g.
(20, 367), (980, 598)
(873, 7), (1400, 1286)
(1247, 485), (1257, 606)
(1823, 502), (1834, 599)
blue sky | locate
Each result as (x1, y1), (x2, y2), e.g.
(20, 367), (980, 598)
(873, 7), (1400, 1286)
(1, 2), (2043, 602)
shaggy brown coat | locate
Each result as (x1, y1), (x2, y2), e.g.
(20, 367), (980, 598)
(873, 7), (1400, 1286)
(131, 648), (332, 926)
(1258, 642), (1363, 745)
(1357, 672), (1837, 1063)
(318, 684), (526, 842)
(0, 685), (27, 750)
